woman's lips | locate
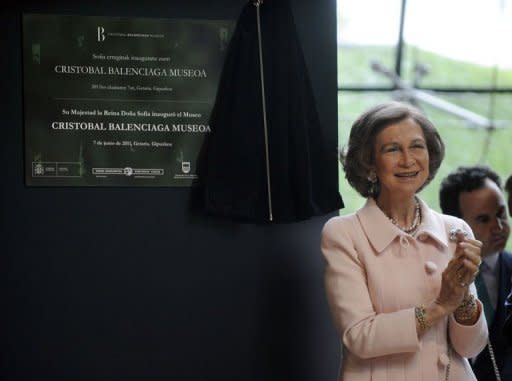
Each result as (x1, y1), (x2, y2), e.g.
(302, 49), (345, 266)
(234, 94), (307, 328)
(395, 171), (419, 178)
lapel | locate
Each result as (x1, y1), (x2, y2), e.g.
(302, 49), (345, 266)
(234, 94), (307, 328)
(356, 198), (399, 253)
(414, 198), (450, 248)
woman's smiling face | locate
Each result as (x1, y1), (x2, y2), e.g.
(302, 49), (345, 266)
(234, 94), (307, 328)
(373, 117), (430, 199)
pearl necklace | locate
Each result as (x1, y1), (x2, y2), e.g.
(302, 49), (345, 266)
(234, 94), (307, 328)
(388, 198), (421, 234)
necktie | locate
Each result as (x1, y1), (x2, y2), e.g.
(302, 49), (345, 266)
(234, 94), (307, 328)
(475, 271), (495, 325)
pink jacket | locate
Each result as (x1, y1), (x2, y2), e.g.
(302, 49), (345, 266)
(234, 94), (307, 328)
(321, 198), (488, 381)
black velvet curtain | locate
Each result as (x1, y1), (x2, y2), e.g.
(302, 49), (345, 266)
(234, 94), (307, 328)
(199, 0), (343, 223)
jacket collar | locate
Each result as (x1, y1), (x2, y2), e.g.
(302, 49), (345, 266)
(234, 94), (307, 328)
(356, 197), (449, 253)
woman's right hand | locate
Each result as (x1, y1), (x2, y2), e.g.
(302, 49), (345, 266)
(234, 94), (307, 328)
(435, 255), (469, 314)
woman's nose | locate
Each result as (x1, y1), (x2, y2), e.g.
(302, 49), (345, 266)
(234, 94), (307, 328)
(400, 151), (414, 167)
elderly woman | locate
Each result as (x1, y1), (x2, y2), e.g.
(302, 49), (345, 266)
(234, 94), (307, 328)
(321, 102), (488, 381)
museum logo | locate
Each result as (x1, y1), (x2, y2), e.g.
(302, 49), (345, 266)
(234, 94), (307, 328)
(97, 26), (106, 42)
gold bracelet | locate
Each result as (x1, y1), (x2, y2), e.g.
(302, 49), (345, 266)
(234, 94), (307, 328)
(415, 305), (430, 330)
(454, 294), (478, 321)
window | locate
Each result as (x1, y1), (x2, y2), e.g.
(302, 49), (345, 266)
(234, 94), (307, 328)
(337, 0), (512, 250)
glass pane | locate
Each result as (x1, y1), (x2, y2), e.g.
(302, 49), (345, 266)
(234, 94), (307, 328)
(337, 0), (402, 87)
(403, 0), (512, 89)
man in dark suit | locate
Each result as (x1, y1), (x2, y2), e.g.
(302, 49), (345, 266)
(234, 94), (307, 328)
(440, 165), (512, 381)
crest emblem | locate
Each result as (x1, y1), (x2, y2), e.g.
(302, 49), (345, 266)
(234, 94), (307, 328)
(181, 161), (191, 174)
(123, 167), (133, 176)
(34, 163), (44, 175)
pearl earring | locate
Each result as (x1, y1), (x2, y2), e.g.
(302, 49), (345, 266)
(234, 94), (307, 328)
(367, 171), (377, 196)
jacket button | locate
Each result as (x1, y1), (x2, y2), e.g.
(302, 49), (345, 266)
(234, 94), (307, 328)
(425, 261), (438, 274)
(438, 353), (450, 366)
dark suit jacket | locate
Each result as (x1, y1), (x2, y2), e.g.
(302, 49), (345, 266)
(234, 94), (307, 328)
(471, 250), (512, 381)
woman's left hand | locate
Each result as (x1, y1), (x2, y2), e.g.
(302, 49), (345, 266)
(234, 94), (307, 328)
(453, 232), (482, 290)
(433, 232), (482, 315)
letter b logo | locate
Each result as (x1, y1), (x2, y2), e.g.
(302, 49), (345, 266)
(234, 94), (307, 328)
(97, 27), (105, 42)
